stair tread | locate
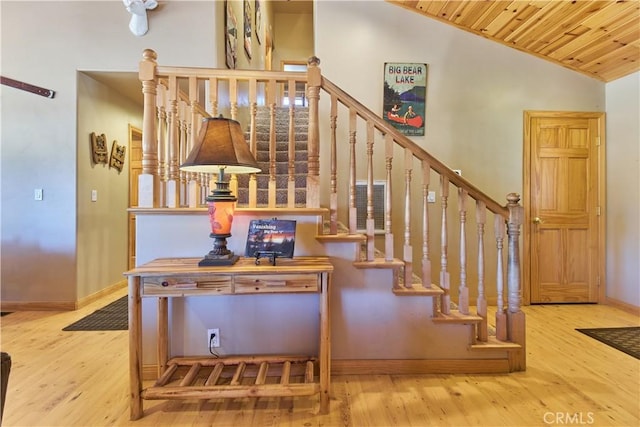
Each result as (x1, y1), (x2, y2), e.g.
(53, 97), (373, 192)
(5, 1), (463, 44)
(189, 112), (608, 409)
(316, 233), (367, 243)
(392, 283), (444, 296)
(353, 258), (405, 269)
(470, 336), (522, 351)
(432, 309), (483, 324)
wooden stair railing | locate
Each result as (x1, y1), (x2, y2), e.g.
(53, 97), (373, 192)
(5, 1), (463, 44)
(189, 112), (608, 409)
(137, 50), (525, 371)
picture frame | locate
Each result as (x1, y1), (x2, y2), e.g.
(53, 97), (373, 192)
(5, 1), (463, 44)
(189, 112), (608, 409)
(90, 132), (108, 165)
(245, 219), (296, 262)
(109, 140), (126, 172)
(383, 62), (427, 136)
(225, 1), (238, 69)
(244, 0), (252, 60)
(255, 0), (262, 45)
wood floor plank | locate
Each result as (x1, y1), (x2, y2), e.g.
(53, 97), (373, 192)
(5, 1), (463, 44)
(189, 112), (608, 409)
(1, 288), (638, 426)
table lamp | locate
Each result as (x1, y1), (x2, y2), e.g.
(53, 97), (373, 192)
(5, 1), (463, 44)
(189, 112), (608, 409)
(180, 116), (261, 266)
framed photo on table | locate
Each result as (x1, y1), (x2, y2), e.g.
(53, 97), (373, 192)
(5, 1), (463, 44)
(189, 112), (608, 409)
(245, 219), (296, 260)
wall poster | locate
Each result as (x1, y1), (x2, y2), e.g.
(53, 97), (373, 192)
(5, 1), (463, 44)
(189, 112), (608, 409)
(225, 1), (237, 69)
(383, 62), (427, 136)
(244, 0), (252, 60)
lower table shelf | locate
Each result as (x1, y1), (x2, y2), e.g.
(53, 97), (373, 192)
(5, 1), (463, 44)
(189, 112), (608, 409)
(143, 355), (320, 401)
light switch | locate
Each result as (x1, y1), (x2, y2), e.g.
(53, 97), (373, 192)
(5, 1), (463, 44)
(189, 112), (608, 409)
(34, 188), (43, 201)
(427, 191), (436, 203)
(91, 190), (98, 202)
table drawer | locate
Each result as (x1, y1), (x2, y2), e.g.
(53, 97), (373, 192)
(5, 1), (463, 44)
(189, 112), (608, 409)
(234, 274), (318, 293)
(142, 276), (233, 296)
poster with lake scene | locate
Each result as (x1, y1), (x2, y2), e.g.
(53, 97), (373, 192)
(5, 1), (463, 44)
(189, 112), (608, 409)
(383, 62), (427, 136)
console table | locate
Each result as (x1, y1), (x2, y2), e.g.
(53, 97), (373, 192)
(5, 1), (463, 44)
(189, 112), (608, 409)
(124, 256), (333, 420)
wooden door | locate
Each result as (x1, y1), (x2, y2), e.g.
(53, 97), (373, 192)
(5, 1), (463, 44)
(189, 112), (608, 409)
(524, 112), (605, 304)
(128, 125), (142, 269)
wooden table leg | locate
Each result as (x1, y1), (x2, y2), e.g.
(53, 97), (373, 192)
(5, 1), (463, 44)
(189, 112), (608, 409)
(319, 272), (331, 414)
(128, 276), (143, 420)
(157, 297), (169, 378)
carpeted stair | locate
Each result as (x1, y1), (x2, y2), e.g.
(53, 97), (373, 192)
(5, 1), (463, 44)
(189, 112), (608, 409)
(237, 107), (309, 206)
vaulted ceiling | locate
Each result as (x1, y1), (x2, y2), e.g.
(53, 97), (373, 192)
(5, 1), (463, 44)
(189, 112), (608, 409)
(386, 0), (640, 82)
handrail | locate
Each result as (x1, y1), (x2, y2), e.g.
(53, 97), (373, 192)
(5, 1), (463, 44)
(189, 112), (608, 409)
(136, 50), (525, 370)
(320, 77), (508, 217)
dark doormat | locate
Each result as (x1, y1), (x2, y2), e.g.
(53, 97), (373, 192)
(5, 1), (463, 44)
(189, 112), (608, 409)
(576, 327), (640, 360)
(63, 296), (128, 331)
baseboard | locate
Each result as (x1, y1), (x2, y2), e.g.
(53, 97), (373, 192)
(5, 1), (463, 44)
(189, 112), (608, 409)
(141, 357), (511, 380)
(331, 358), (511, 374)
(604, 296), (640, 316)
(0, 280), (127, 312)
(76, 280), (127, 309)
(0, 300), (76, 312)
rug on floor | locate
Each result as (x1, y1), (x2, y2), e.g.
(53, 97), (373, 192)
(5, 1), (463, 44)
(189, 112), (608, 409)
(62, 296), (128, 331)
(576, 326), (640, 360)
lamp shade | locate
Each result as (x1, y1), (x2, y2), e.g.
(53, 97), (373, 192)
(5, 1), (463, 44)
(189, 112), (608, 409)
(180, 117), (261, 174)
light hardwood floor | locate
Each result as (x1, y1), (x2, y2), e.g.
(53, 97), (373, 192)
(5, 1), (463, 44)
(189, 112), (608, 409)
(1, 287), (638, 427)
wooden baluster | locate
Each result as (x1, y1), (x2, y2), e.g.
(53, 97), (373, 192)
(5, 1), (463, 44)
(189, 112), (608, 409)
(205, 77), (218, 207)
(178, 102), (188, 206)
(348, 108), (357, 234)
(403, 149), (413, 287)
(287, 79), (296, 208)
(458, 188), (469, 314)
(366, 122), (375, 261)
(187, 76), (200, 208)
(139, 49), (159, 207)
(166, 75), (180, 208)
(476, 200), (488, 342)
(495, 214), (507, 341)
(440, 175), (450, 314)
(248, 78), (258, 207)
(229, 78), (239, 197)
(268, 79), (277, 207)
(384, 134), (394, 261)
(156, 84), (167, 208)
(506, 193), (526, 371)
(306, 56), (321, 208)
(208, 77), (218, 118)
(329, 94), (338, 234)
(421, 160), (431, 288)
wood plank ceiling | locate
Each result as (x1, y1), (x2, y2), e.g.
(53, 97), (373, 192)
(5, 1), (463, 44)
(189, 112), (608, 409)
(386, 0), (640, 82)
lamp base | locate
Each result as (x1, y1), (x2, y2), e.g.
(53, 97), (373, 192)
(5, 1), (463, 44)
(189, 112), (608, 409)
(198, 252), (239, 266)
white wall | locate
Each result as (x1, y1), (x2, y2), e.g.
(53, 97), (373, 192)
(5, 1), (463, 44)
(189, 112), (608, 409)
(315, 1), (604, 203)
(1, 1), (217, 304)
(273, 9), (313, 69)
(605, 72), (640, 307)
(76, 73), (142, 300)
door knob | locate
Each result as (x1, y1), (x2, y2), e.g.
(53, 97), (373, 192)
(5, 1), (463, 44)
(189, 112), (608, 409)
(533, 217), (543, 224)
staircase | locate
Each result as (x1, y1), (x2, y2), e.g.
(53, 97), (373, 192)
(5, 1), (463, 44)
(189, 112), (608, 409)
(135, 49), (526, 374)
(237, 107), (309, 206)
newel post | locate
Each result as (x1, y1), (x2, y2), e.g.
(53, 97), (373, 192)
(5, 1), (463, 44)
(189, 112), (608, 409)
(138, 49), (159, 207)
(306, 56), (321, 208)
(506, 193), (526, 371)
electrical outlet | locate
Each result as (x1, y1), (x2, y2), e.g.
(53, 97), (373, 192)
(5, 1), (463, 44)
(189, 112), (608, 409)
(427, 191), (436, 203)
(207, 328), (220, 348)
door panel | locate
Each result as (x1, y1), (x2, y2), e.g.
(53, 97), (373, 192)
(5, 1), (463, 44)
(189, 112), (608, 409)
(526, 112), (603, 304)
(128, 126), (142, 269)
